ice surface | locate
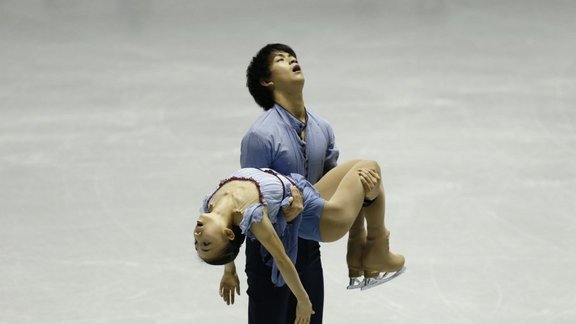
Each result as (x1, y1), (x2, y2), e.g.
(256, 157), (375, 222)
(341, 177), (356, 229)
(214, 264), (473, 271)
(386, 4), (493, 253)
(1, 1), (575, 323)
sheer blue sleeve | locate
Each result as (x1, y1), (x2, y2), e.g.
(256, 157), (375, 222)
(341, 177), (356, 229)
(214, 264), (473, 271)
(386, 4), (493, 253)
(239, 204), (266, 240)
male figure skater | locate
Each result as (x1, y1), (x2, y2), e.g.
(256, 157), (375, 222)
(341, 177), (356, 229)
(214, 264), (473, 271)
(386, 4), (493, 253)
(219, 43), (339, 324)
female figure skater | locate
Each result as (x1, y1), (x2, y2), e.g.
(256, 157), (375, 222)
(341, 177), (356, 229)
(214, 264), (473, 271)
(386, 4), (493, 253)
(194, 160), (405, 324)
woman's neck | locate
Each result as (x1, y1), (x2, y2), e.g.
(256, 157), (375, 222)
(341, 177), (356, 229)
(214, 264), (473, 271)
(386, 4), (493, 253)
(210, 191), (244, 225)
(210, 194), (236, 225)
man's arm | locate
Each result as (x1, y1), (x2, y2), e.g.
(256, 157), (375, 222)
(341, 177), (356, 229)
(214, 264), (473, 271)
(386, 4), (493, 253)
(240, 131), (272, 168)
(324, 125), (339, 174)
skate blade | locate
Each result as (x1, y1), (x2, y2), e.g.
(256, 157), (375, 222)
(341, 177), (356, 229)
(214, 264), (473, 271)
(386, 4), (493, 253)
(360, 266), (406, 291)
(346, 277), (364, 290)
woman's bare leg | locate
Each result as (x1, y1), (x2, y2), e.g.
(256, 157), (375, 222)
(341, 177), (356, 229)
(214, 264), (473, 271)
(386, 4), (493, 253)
(314, 160), (404, 276)
(314, 160), (372, 242)
(314, 160), (367, 280)
(314, 160), (361, 200)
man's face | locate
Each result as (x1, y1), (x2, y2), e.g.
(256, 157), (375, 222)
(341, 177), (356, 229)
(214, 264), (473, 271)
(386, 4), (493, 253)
(266, 50), (304, 90)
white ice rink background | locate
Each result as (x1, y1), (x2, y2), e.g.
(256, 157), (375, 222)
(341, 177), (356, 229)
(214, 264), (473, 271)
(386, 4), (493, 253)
(1, 1), (575, 323)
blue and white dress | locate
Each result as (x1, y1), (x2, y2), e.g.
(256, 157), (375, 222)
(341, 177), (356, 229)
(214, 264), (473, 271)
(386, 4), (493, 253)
(200, 168), (325, 287)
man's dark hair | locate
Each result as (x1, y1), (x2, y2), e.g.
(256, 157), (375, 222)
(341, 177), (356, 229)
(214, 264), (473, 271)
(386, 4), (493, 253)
(246, 43), (298, 111)
(203, 225), (246, 266)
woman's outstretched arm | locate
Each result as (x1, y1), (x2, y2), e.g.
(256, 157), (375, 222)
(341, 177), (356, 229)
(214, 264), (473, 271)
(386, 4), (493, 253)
(219, 262), (241, 305)
(250, 211), (315, 324)
(216, 184), (303, 306)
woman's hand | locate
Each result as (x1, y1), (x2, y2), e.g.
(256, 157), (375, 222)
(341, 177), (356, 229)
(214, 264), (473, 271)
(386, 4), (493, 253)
(219, 264), (241, 305)
(295, 298), (315, 324)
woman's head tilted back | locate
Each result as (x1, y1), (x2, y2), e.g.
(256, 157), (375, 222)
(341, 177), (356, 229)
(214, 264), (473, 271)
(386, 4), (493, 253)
(194, 213), (246, 265)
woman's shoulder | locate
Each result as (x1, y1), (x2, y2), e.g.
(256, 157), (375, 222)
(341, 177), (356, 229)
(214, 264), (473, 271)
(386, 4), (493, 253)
(239, 203), (268, 237)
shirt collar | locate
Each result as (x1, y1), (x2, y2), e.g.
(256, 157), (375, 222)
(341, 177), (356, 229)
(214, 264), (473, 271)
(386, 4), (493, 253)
(273, 104), (308, 134)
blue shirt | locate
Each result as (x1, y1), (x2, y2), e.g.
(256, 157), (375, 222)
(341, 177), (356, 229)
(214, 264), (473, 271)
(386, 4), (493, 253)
(240, 105), (338, 286)
(240, 104), (339, 183)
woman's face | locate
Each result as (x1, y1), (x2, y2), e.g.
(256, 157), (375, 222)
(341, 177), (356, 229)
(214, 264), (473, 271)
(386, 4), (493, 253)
(194, 214), (229, 260)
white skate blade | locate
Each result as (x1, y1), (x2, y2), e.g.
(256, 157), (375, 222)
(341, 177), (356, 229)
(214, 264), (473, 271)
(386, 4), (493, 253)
(360, 266), (406, 291)
(346, 277), (364, 290)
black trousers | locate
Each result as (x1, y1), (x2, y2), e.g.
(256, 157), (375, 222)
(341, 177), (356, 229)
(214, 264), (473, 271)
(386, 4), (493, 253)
(245, 237), (324, 324)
